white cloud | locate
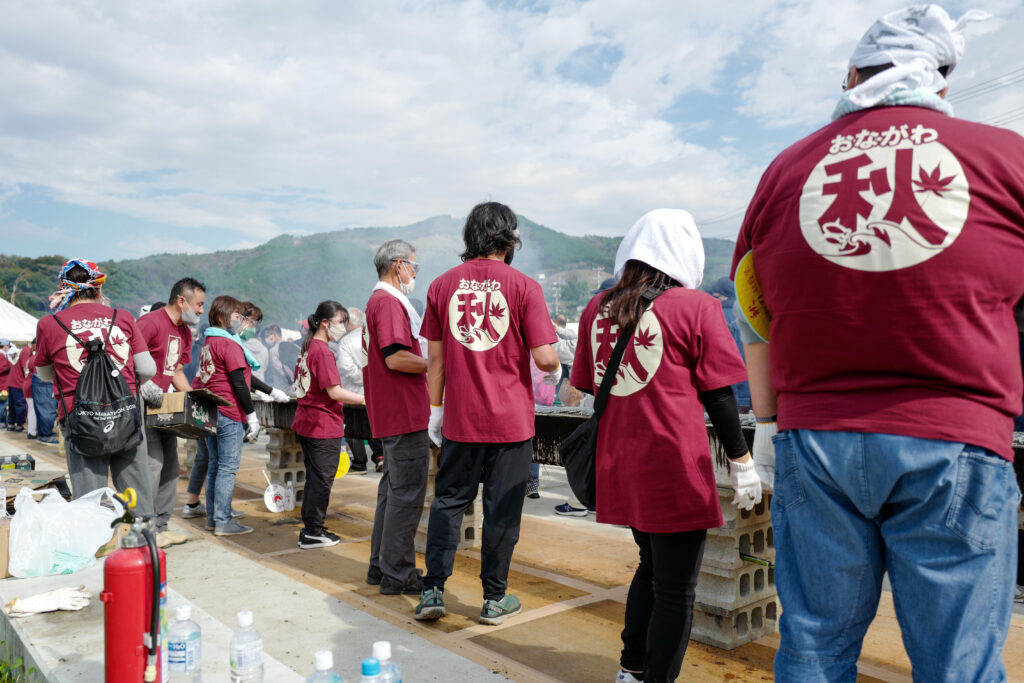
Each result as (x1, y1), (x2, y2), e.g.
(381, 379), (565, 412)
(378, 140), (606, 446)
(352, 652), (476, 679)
(0, 0), (1020, 256)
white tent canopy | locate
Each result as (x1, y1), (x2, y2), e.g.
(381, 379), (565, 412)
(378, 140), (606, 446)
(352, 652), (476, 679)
(0, 298), (39, 343)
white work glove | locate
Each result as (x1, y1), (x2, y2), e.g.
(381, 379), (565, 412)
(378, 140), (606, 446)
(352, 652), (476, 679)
(542, 363), (562, 386)
(244, 411), (262, 442)
(4, 586), (91, 617)
(753, 420), (778, 493)
(140, 380), (165, 409)
(254, 390), (273, 402)
(428, 405), (444, 447)
(269, 387), (290, 402)
(728, 458), (763, 511)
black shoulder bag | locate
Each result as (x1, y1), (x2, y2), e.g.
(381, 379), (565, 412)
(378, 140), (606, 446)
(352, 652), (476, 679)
(558, 287), (668, 509)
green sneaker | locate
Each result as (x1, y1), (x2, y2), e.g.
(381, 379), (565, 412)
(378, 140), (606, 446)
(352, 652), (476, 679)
(479, 594), (522, 625)
(414, 587), (446, 621)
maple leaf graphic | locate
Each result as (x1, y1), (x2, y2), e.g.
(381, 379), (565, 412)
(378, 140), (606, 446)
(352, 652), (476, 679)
(487, 301), (506, 320)
(108, 332), (126, 347)
(634, 326), (657, 350)
(912, 164), (956, 197)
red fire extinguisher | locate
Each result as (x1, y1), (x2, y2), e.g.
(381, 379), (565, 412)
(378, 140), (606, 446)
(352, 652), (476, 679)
(100, 488), (167, 683)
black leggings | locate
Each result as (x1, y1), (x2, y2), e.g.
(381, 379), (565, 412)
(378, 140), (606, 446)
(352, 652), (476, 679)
(621, 528), (707, 683)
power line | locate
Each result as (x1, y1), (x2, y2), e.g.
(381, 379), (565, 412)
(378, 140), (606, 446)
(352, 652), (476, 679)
(985, 112), (1024, 128)
(981, 105), (1024, 126)
(948, 66), (1024, 104)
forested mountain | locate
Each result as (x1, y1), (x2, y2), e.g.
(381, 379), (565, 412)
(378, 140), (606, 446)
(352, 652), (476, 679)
(5, 216), (736, 325)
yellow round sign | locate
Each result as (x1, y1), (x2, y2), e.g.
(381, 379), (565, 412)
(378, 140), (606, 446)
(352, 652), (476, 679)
(734, 250), (771, 343)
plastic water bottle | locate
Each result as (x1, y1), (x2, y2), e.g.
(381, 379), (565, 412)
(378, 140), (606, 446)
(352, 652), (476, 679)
(306, 650), (343, 682)
(372, 641), (400, 682)
(229, 610), (264, 682)
(360, 658), (381, 682)
(167, 605), (202, 682)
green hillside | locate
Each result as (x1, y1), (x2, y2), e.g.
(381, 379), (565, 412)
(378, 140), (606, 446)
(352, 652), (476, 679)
(4, 216), (736, 325)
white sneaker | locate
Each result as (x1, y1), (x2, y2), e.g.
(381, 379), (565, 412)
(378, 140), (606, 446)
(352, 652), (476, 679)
(181, 502), (206, 518)
(1015, 585), (1024, 604)
(615, 671), (643, 683)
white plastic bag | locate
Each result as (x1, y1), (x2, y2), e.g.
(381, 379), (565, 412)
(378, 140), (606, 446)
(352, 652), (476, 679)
(9, 487), (123, 578)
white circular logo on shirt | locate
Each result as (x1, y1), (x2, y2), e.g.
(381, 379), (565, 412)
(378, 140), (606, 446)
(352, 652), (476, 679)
(64, 324), (131, 373)
(591, 305), (663, 397)
(447, 280), (510, 352)
(292, 353), (311, 398)
(361, 325), (369, 369)
(799, 130), (969, 272)
(196, 346), (215, 384)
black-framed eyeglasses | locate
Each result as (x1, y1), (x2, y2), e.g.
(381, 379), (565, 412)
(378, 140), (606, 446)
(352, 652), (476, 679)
(393, 258), (420, 276)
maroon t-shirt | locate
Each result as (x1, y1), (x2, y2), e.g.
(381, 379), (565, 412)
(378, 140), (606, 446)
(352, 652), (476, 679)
(572, 289), (747, 532)
(8, 347), (30, 391)
(137, 308), (193, 391)
(363, 289), (429, 438)
(34, 303), (146, 419)
(22, 352), (35, 394)
(291, 339), (345, 439)
(0, 355), (10, 386)
(731, 106), (1024, 460)
(421, 258), (558, 443)
(192, 335), (249, 424)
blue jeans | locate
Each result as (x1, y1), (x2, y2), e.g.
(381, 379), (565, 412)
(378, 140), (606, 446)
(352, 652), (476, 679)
(6, 387), (25, 426)
(772, 429), (1021, 683)
(31, 376), (57, 440)
(205, 417), (244, 528)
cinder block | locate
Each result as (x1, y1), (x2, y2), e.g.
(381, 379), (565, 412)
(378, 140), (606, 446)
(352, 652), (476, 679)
(691, 594), (778, 650)
(703, 520), (775, 571)
(267, 449), (304, 469)
(415, 446), (482, 551)
(695, 562), (776, 614)
(717, 489), (772, 531)
(270, 467), (306, 490)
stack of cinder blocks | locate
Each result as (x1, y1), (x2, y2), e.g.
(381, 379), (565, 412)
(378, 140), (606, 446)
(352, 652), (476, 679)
(264, 428), (306, 503)
(691, 428), (779, 649)
(414, 446), (482, 553)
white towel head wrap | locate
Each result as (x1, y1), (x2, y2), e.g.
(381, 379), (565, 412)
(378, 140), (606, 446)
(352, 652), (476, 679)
(842, 4), (989, 112)
(613, 209), (705, 290)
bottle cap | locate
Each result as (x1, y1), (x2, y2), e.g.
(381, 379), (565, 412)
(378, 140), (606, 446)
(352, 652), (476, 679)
(237, 610), (253, 628)
(314, 650), (333, 671)
(176, 605), (192, 622)
(362, 658), (381, 676)
(372, 641), (391, 661)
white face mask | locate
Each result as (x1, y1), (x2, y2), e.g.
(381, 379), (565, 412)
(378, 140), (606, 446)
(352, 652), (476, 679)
(399, 276), (416, 297)
(327, 322), (346, 342)
(180, 305), (200, 325)
(229, 318), (244, 334)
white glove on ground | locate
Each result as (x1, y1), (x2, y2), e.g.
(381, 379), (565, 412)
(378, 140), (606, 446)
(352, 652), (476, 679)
(753, 421), (778, 493)
(729, 458), (763, 511)
(5, 586), (91, 617)
(244, 412), (262, 442)
(428, 405), (444, 447)
(254, 390), (273, 402)
(140, 380), (165, 409)
(270, 387), (290, 402)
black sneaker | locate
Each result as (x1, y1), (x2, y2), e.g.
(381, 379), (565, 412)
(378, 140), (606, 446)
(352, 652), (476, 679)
(298, 526), (341, 549)
(380, 572), (424, 596)
(366, 566), (383, 586)
(349, 464), (368, 475)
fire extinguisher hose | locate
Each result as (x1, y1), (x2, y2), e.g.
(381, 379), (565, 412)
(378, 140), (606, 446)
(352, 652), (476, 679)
(140, 528), (161, 683)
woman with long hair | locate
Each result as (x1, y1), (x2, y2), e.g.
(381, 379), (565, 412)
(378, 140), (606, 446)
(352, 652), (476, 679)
(291, 300), (364, 549)
(570, 210), (761, 682)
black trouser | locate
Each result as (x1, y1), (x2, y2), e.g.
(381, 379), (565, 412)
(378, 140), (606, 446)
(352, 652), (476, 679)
(297, 435), (342, 531)
(368, 430), (430, 584)
(347, 437), (383, 467)
(423, 438), (531, 601)
(621, 528), (707, 683)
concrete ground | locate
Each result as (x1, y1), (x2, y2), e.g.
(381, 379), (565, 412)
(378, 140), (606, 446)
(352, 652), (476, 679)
(2, 429), (1023, 682)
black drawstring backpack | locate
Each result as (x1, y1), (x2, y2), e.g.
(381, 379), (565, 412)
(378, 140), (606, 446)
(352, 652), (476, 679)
(53, 310), (143, 457)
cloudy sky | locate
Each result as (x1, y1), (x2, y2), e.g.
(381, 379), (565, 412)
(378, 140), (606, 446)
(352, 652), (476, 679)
(2, 0), (1022, 260)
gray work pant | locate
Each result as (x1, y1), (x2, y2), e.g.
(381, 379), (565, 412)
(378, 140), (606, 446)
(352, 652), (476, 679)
(61, 422), (155, 519)
(144, 419), (179, 532)
(368, 430), (430, 585)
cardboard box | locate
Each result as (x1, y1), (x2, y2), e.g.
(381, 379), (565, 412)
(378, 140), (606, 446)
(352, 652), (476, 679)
(145, 389), (229, 439)
(0, 470), (71, 514)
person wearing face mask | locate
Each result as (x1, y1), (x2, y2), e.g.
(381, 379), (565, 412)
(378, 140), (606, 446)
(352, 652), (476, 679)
(137, 277), (206, 547)
(291, 301), (365, 549)
(239, 302), (269, 383)
(363, 239), (431, 594)
(192, 295), (287, 535)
